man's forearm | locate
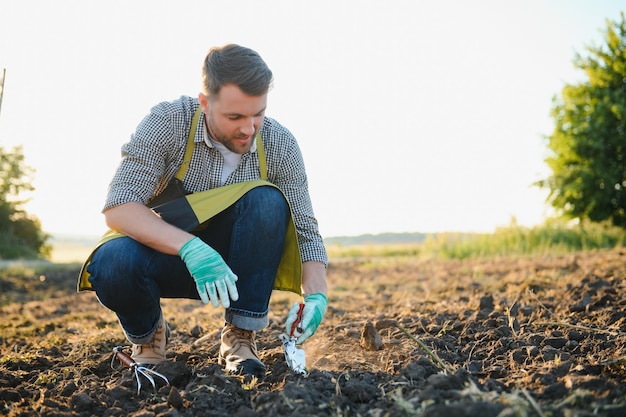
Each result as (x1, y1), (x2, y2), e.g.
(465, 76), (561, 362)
(104, 202), (194, 255)
(301, 261), (327, 296)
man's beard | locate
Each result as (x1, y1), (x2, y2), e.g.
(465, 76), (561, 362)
(206, 118), (254, 154)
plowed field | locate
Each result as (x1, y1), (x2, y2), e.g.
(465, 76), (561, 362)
(1, 248), (625, 416)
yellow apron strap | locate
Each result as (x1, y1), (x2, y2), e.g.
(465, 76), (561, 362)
(255, 132), (267, 180)
(176, 107), (203, 181)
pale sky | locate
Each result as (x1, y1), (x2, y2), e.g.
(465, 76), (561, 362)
(0, 1), (623, 239)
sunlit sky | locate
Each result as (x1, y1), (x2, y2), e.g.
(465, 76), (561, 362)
(0, 1), (623, 239)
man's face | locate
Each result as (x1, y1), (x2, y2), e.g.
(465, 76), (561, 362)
(199, 84), (267, 154)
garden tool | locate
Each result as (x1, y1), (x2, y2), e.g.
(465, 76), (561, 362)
(110, 346), (170, 395)
(280, 303), (307, 374)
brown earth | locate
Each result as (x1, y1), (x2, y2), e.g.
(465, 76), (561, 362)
(1, 248), (625, 416)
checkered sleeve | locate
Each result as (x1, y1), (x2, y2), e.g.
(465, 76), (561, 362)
(103, 100), (190, 211)
(263, 120), (328, 266)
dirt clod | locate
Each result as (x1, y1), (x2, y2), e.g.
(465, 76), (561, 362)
(167, 387), (183, 409)
(359, 321), (384, 350)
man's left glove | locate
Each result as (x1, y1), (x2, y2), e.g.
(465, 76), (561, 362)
(285, 292), (328, 344)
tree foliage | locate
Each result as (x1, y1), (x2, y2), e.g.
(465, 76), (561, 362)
(540, 13), (626, 228)
(0, 146), (50, 259)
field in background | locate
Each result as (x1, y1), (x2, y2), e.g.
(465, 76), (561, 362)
(326, 219), (626, 259)
(47, 219), (626, 264)
(48, 235), (99, 263)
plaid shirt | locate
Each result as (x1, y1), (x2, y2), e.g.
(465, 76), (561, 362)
(105, 96), (327, 265)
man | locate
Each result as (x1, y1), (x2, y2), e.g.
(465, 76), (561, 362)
(78, 44), (328, 379)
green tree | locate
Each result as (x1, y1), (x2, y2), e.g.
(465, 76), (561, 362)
(540, 13), (626, 228)
(0, 145), (50, 258)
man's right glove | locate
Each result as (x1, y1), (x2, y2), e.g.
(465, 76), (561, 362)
(179, 237), (239, 308)
(285, 292), (328, 344)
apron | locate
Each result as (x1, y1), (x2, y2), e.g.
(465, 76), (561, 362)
(77, 108), (302, 294)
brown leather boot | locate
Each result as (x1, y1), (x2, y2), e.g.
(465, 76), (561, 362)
(131, 313), (169, 365)
(219, 323), (266, 378)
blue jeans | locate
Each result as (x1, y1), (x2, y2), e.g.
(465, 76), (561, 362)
(87, 186), (289, 344)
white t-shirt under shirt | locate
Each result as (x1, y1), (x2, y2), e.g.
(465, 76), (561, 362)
(203, 124), (256, 186)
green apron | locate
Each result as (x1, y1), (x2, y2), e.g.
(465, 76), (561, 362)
(77, 108), (302, 294)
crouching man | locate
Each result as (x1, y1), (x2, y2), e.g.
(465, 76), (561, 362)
(78, 44), (328, 379)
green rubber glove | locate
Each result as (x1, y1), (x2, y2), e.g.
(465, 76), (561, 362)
(179, 237), (239, 308)
(285, 293), (328, 344)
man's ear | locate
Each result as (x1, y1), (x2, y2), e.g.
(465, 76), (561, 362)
(198, 93), (210, 112)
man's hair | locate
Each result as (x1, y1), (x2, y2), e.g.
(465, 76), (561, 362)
(201, 44), (273, 98)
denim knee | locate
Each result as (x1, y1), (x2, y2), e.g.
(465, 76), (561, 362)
(87, 238), (160, 314)
(237, 186), (289, 230)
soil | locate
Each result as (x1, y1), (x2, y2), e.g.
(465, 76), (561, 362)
(1, 248), (626, 417)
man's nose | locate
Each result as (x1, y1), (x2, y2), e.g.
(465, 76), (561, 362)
(240, 118), (256, 136)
